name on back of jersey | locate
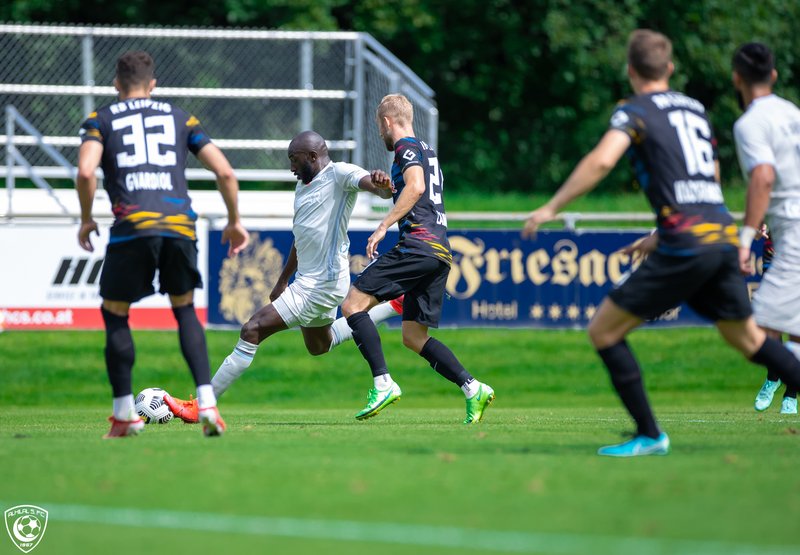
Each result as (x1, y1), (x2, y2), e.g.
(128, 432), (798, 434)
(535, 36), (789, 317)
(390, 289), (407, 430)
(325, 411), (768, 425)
(109, 98), (173, 115)
(674, 180), (723, 204)
(651, 93), (705, 113)
(125, 171), (173, 192)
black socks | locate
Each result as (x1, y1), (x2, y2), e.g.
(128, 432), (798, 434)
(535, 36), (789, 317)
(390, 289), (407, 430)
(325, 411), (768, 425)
(347, 312), (388, 377)
(172, 304), (212, 387)
(419, 337), (473, 387)
(751, 337), (800, 393)
(101, 307), (135, 397)
(597, 340), (660, 439)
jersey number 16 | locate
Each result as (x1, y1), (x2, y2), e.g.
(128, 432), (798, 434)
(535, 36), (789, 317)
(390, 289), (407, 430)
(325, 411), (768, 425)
(668, 110), (715, 178)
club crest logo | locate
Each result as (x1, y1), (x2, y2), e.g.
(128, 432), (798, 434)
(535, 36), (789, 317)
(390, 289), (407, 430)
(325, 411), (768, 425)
(5, 505), (48, 553)
(218, 233), (284, 324)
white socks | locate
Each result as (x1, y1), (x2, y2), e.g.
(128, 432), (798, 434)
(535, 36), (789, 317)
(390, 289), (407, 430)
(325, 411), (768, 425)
(113, 394), (136, 420)
(329, 302), (400, 350)
(196, 384), (217, 409)
(374, 373), (395, 390)
(461, 379), (480, 399)
(211, 338), (258, 397)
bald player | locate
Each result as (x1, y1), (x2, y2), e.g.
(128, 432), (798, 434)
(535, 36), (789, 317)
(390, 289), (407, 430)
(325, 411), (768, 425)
(165, 131), (403, 422)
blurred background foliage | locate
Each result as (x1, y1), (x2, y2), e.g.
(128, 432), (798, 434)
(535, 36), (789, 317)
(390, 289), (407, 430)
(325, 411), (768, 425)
(4, 0), (799, 193)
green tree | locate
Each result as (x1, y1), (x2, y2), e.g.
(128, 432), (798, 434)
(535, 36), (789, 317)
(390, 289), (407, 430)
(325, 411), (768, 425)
(4, 0), (799, 193)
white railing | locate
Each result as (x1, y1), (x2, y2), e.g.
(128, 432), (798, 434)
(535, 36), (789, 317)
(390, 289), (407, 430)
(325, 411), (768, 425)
(1, 23), (438, 183)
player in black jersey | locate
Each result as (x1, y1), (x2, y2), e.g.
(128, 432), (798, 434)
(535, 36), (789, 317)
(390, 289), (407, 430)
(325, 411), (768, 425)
(341, 94), (495, 423)
(523, 30), (800, 456)
(76, 51), (249, 438)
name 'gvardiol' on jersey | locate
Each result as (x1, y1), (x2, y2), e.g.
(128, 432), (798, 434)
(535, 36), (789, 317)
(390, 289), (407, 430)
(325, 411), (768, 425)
(610, 91), (738, 255)
(79, 98), (211, 243)
(390, 137), (452, 265)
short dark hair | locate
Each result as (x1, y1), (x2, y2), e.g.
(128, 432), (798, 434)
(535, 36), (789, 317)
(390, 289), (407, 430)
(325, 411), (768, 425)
(627, 29), (672, 81)
(116, 51), (155, 91)
(732, 42), (774, 85)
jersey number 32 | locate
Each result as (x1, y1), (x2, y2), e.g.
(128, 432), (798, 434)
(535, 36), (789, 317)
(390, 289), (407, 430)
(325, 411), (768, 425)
(112, 114), (177, 168)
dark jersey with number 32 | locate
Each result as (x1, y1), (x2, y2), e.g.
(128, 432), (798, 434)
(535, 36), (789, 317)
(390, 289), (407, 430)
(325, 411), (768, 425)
(390, 137), (452, 265)
(609, 91), (737, 255)
(79, 98), (211, 243)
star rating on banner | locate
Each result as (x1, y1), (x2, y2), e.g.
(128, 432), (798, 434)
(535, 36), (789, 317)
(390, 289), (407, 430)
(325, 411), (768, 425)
(528, 302), (598, 322)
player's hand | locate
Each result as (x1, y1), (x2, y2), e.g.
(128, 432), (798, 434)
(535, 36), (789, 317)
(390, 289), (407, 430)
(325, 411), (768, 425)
(521, 205), (556, 240)
(78, 220), (99, 252)
(269, 279), (288, 302)
(370, 170), (392, 191)
(222, 222), (250, 257)
(739, 246), (754, 275)
(620, 231), (658, 259)
(366, 224), (387, 259)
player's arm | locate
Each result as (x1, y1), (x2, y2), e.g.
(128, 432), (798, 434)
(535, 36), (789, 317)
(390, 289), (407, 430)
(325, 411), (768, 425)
(196, 143), (249, 257)
(365, 165), (426, 259)
(76, 140), (104, 252)
(358, 170), (393, 199)
(739, 163), (776, 273)
(270, 242), (297, 302)
(734, 120), (776, 273)
(522, 129), (631, 239)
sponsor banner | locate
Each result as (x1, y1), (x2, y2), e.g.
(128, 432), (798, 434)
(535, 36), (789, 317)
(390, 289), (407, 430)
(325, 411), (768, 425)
(207, 229), (765, 329)
(0, 222), (208, 330)
(0, 307), (206, 330)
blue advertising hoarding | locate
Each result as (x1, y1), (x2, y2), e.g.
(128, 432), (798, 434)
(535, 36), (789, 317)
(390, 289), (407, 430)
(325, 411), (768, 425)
(208, 229), (764, 329)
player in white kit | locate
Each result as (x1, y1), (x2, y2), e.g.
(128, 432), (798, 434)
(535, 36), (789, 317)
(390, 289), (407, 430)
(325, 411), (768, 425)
(165, 131), (403, 422)
(733, 42), (800, 414)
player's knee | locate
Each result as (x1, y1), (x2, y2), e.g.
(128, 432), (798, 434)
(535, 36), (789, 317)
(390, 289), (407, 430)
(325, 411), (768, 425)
(402, 332), (426, 353)
(240, 319), (261, 344)
(342, 298), (369, 318)
(587, 320), (606, 348)
(307, 342), (329, 356)
(341, 299), (356, 318)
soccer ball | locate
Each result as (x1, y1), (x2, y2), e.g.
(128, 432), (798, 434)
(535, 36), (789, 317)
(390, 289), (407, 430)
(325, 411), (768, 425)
(135, 387), (173, 424)
(16, 515), (41, 539)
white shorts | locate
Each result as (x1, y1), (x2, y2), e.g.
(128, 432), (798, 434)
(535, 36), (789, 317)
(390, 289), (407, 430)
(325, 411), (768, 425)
(753, 217), (800, 336)
(271, 273), (349, 328)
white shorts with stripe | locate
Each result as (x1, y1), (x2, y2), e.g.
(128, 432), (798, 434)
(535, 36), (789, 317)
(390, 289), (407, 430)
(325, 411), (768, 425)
(271, 273), (350, 329)
(753, 217), (800, 336)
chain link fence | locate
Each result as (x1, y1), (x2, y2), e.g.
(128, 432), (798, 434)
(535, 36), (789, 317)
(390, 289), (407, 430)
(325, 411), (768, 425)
(1, 24), (437, 184)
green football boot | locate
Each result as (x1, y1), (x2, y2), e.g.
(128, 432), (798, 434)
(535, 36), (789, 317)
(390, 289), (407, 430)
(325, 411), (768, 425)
(355, 382), (402, 420)
(464, 383), (495, 424)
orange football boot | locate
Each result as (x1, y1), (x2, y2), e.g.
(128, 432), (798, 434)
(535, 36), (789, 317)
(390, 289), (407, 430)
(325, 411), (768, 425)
(199, 406), (226, 437)
(103, 415), (145, 439)
(163, 393), (200, 423)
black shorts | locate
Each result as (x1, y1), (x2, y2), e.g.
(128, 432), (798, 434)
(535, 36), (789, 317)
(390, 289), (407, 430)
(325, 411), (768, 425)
(100, 236), (202, 303)
(609, 248), (752, 322)
(353, 249), (449, 328)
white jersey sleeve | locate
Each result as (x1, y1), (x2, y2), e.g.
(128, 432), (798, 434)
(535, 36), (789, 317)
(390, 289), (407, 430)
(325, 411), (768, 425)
(734, 116), (775, 176)
(733, 95), (800, 193)
(332, 162), (369, 192)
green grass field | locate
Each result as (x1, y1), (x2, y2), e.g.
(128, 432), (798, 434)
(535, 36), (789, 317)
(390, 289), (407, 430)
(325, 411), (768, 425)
(2, 327), (799, 555)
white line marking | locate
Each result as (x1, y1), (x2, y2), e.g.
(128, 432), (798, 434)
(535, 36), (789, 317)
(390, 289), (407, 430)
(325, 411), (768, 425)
(3, 501), (797, 555)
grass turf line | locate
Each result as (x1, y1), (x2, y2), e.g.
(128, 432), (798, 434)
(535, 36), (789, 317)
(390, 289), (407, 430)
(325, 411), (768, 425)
(1, 328), (799, 555)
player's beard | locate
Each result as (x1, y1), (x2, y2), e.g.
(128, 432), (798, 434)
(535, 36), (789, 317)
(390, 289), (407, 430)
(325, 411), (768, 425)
(300, 162), (314, 184)
(735, 90), (746, 111)
(383, 134), (394, 151)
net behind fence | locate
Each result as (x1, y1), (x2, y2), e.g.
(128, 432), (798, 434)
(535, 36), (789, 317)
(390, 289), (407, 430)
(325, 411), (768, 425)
(1, 24), (437, 181)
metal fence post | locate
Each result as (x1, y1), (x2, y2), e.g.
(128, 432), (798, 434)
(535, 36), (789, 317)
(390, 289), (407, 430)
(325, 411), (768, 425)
(428, 106), (439, 153)
(81, 33), (95, 117)
(353, 36), (365, 168)
(5, 106), (16, 218)
(299, 39), (313, 133)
